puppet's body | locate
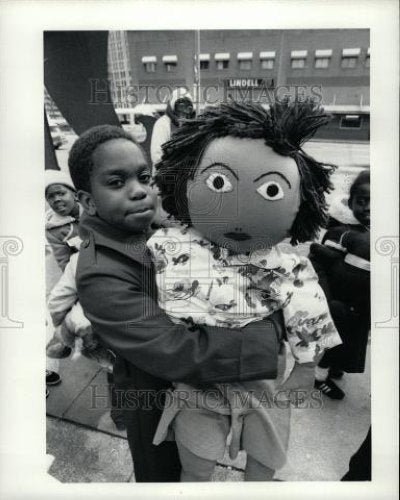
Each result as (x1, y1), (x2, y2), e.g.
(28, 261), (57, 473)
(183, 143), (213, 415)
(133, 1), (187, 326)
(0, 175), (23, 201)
(147, 225), (341, 467)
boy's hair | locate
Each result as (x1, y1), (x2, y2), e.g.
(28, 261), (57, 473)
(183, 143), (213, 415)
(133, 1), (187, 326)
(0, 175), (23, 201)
(68, 125), (145, 192)
(155, 99), (336, 244)
(349, 169), (370, 202)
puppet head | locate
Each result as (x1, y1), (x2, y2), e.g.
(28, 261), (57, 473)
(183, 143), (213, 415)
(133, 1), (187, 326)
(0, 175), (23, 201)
(155, 99), (335, 254)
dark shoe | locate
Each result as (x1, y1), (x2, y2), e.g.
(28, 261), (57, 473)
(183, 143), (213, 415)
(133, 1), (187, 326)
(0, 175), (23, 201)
(113, 419), (126, 431)
(46, 342), (72, 359)
(315, 378), (345, 400)
(329, 368), (344, 380)
(46, 370), (61, 386)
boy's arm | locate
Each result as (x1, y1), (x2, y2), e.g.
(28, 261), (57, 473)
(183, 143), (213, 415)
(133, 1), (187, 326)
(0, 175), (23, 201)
(78, 265), (282, 384)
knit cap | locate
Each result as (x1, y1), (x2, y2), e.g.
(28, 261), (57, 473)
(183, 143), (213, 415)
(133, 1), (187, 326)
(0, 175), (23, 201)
(169, 88), (193, 109)
(45, 170), (76, 194)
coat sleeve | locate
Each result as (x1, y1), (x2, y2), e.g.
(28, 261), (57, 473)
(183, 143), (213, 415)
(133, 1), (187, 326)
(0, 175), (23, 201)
(150, 116), (170, 168)
(46, 231), (73, 272)
(77, 261), (283, 384)
(47, 258), (78, 326)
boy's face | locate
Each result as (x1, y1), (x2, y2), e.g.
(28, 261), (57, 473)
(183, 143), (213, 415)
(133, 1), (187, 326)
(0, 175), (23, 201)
(349, 182), (370, 227)
(81, 139), (157, 233)
(186, 137), (301, 254)
(46, 184), (77, 217)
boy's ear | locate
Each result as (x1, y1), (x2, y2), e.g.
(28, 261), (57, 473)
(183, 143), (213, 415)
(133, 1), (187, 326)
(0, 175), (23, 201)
(78, 190), (97, 216)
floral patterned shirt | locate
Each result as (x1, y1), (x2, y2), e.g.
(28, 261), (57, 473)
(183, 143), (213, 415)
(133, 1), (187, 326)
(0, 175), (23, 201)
(147, 225), (342, 364)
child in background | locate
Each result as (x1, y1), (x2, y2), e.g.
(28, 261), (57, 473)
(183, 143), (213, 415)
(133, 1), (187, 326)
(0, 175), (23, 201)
(45, 170), (82, 389)
(45, 170), (82, 271)
(309, 170), (370, 399)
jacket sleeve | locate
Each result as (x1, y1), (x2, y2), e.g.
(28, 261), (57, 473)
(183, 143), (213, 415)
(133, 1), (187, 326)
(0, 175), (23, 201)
(46, 231), (73, 272)
(47, 259), (78, 326)
(77, 262), (283, 385)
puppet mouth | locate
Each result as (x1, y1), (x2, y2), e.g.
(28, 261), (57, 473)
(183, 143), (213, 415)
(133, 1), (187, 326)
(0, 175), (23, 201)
(224, 232), (252, 241)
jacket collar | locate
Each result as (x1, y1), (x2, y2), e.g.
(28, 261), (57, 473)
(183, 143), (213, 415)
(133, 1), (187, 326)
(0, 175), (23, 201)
(79, 213), (152, 266)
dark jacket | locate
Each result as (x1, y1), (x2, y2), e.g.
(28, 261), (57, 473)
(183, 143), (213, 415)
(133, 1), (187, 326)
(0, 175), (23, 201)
(309, 222), (370, 373)
(76, 213), (284, 388)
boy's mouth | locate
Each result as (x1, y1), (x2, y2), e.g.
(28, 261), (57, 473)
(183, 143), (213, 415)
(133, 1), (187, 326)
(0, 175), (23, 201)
(126, 205), (154, 216)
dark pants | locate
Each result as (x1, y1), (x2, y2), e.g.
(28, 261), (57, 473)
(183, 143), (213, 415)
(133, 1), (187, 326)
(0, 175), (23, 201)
(342, 428), (371, 481)
(319, 300), (370, 373)
(114, 360), (181, 482)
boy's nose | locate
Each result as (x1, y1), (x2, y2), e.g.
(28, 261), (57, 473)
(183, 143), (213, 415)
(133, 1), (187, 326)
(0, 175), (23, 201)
(127, 181), (147, 200)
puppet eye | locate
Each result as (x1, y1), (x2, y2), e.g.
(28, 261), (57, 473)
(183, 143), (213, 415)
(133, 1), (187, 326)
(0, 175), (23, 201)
(257, 181), (284, 201)
(205, 173), (233, 193)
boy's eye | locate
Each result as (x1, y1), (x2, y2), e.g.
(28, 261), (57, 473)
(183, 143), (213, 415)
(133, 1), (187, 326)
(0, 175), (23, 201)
(139, 173), (151, 183)
(108, 178), (124, 188)
(257, 181), (284, 201)
(205, 173), (233, 193)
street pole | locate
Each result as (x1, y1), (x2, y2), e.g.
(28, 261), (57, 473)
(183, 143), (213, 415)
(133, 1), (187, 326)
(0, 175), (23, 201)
(194, 30), (201, 115)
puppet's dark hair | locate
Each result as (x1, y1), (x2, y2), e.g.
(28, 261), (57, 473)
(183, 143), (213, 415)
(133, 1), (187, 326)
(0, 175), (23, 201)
(155, 98), (336, 244)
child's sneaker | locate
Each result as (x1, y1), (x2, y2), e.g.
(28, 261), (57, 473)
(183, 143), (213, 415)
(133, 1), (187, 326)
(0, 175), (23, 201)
(46, 370), (61, 386)
(314, 378), (345, 400)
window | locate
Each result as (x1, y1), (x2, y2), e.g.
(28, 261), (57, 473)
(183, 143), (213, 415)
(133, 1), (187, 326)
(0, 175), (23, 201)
(144, 62), (156, 72)
(216, 60), (229, 70)
(365, 48), (370, 68)
(165, 62), (177, 72)
(215, 53), (230, 70)
(315, 57), (330, 68)
(340, 115), (362, 129)
(290, 50), (307, 69)
(199, 54), (210, 70)
(341, 48), (360, 69)
(261, 58), (274, 69)
(239, 60), (252, 70)
(162, 55), (178, 72)
(291, 58), (305, 69)
(341, 57), (357, 68)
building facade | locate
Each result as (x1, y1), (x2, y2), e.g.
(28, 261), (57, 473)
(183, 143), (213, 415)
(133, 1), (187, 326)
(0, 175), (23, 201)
(109, 29), (370, 140)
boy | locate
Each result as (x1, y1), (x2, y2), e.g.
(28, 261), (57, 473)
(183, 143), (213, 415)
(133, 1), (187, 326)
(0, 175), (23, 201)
(69, 125), (285, 482)
(310, 170), (370, 399)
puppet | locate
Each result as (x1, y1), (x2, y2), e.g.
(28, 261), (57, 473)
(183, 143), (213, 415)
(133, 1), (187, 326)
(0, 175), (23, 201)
(147, 99), (342, 481)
